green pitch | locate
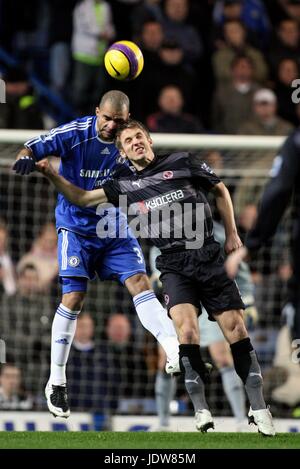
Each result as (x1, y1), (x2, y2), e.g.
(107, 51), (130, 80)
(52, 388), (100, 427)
(0, 432), (299, 449)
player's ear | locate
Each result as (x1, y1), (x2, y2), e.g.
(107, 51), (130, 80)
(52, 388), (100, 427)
(119, 148), (127, 159)
(95, 107), (100, 116)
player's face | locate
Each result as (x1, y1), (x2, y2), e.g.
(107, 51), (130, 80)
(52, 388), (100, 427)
(119, 127), (154, 166)
(96, 103), (129, 141)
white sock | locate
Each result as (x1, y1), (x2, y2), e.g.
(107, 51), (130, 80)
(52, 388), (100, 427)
(49, 303), (80, 386)
(133, 290), (179, 361)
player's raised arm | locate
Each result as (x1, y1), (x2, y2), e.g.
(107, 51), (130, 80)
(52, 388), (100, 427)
(36, 160), (108, 207)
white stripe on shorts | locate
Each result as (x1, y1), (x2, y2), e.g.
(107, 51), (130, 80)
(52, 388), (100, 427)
(61, 230), (68, 270)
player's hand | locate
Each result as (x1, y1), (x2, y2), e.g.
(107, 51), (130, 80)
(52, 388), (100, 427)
(12, 156), (36, 175)
(225, 246), (248, 278)
(224, 232), (243, 254)
(35, 159), (55, 177)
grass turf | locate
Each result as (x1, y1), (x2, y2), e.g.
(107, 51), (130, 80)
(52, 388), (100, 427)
(0, 432), (299, 449)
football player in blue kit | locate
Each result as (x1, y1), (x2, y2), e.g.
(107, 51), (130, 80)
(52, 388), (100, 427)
(13, 91), (178, 418)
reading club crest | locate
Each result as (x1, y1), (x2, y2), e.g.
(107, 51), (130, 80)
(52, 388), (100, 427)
(163, 171), (173, 179)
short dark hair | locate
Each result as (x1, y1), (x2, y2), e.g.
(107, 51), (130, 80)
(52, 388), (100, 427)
(115, 119), (151, 150)
(231, 53), (254, 69)
(99, 90), (130, 112)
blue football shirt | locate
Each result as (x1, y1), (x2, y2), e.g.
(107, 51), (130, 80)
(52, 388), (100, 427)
(25, 116), (127, 237)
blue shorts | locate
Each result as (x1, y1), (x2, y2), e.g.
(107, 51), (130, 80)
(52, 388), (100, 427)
(58, 229), (146, 294)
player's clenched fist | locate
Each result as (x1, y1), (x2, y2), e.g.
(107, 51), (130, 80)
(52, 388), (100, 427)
(35, 159), (55, 177)
(224, 232), (243, 255)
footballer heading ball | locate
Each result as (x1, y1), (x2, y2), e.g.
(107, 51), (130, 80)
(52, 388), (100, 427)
(104, 40), (144, 81)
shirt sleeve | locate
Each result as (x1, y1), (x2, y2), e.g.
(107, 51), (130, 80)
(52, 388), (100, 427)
(24, 125), (75, 161)
(188, 154), (221, 191)
(246, 130), (300, 251)
(102, 180), (122, 206)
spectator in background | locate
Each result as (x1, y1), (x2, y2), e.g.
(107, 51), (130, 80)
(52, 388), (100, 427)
(139, 19), (164, 54)
(68, 313), (106, 412)
(274, 58), (300, 126)
(0, 220), (16, 297)
(0, 363), (33, 410)
(268, 19), (300, 79)
(0, 264), (52, 396)
(146, 85), (204, 133)
(161, 0), (203, 66)
(156, 40), (196, 111)
(101, 313), (150, 414)
(212, 54), (259, 134)
(0, 67), (43, 129)
(234, 89), (294, 214)
(238, 88), (294, 140)
(47, 0), (78, 97)
(281, 0), (300, 24)
(71, 0), (115, 114)
(133, 39), (195, 121)
(109, 0), (144, 39)
(131, 0), (164, 38)
(213, 0), (270, 50)
(68, 312), (149, 417)
(202, 150), (224, 172)
(17, 222), (58, 293)
(131, 20), (164, 121)
(212, 20), (268, 86)
(237, 204), (258, 239)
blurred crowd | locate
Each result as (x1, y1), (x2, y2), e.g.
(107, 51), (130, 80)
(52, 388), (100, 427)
(0, 0), (300, 134)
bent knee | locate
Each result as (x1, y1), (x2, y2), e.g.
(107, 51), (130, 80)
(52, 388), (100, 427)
(62, 291), (85, 311)
(226, 319), (248, 343)
(126, 273), (150, 296)
(233, 322), (248, 340)
(179, 326), (199, 344)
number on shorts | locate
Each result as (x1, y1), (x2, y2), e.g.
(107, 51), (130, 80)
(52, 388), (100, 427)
(133, 247), (144, 264)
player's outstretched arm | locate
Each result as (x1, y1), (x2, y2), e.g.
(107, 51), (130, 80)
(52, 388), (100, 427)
(211, 181), (243, 254)
(36, 160), (108, 207)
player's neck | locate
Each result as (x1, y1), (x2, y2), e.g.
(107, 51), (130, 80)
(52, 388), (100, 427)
(132, 153), (155, 172)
